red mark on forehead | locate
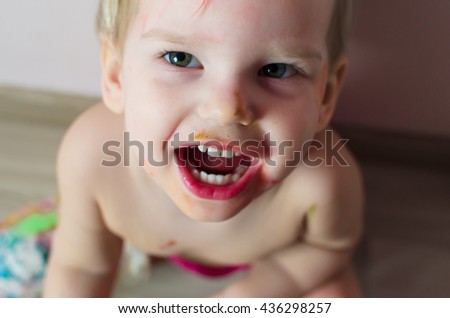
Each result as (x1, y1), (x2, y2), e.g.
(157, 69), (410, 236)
(194, 0), (210, 15)
(138, 13), (149, 35)
(188, 0), (212, 22)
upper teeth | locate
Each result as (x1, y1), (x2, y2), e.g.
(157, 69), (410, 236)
(197, 145), (241, 158)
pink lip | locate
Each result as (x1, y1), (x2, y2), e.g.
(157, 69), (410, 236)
(177, 157), (260, 201)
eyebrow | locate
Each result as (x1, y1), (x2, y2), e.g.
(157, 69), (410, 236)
(141, 28), (209, 44)
(268, 45), (323, 63)
(141, 28), (323, 62)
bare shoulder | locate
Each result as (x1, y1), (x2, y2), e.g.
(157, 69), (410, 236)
(283, 129), (364, 250)
(47, 103), (124, 280)
(57, 103), (124, 196)
(56, 102), (125, 231)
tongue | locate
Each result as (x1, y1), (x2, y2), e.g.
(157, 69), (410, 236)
(186, 147), (242, 175)
(199, 154), (240, 174)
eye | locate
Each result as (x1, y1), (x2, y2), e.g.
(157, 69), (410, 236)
(260, 63), (298, 79)
(164, 51), (202, 68)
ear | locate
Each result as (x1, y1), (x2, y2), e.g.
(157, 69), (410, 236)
(100, 46), (125, 114)
(316, 55), (348, 132)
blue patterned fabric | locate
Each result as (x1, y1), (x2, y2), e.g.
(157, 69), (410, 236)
(0, 231), (51, 297)
(0, 198), (150, 297)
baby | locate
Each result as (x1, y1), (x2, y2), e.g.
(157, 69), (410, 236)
(43, 0), (363, 297)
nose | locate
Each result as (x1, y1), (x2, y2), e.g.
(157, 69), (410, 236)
(196, 84), (255, 126)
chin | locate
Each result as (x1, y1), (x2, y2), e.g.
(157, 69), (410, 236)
(171, 181), (261, 222)
(180, 203), (242, 222)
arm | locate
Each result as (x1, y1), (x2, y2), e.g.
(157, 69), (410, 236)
(43, 108), (123, 297)
(215, 242), (353, 298)
(216, 160), (364, 297)
(43, 199), (123, 297)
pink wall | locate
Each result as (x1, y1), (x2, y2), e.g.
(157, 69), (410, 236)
(334, 0), (450, 137)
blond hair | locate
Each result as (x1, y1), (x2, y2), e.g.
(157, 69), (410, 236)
(327, 0), (354, 64)
(97, 0), (353, 64)
(96, 0), (140, 52)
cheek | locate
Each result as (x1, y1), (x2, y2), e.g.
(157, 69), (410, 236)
(124, 76), (180, 130)
(259, 93), (319, 173)
(123, 103), (167, 164)
(268, 94), (319, 141)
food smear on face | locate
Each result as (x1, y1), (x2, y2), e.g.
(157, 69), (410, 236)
(195, 130), (209, 140)
(233, 90), (245, 118)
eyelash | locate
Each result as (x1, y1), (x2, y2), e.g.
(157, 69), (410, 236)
(157, 49), (308, 79)
(157, 49), (171, 58)
(289, 64), (309, 78)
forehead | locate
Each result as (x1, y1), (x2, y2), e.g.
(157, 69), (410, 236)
(133, 0), (333, 49)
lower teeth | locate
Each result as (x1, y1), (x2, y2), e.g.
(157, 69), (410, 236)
(191, 166), (248, 186)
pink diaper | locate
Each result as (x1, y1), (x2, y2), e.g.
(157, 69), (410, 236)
(167, 255), (250, 278)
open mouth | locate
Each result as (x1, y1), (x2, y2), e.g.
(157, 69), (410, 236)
(175, 144), (259, 200)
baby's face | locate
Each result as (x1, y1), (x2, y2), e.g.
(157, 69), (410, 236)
(117, 0), (334, 221)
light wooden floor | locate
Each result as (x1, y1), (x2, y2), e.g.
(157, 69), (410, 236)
(0, 87), (94, 215)
(1, 86), (449, 297)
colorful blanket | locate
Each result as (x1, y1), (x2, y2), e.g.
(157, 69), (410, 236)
(0, 198), (57, 297)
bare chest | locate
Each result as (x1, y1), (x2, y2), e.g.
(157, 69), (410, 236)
(100, 182), (306, 265)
